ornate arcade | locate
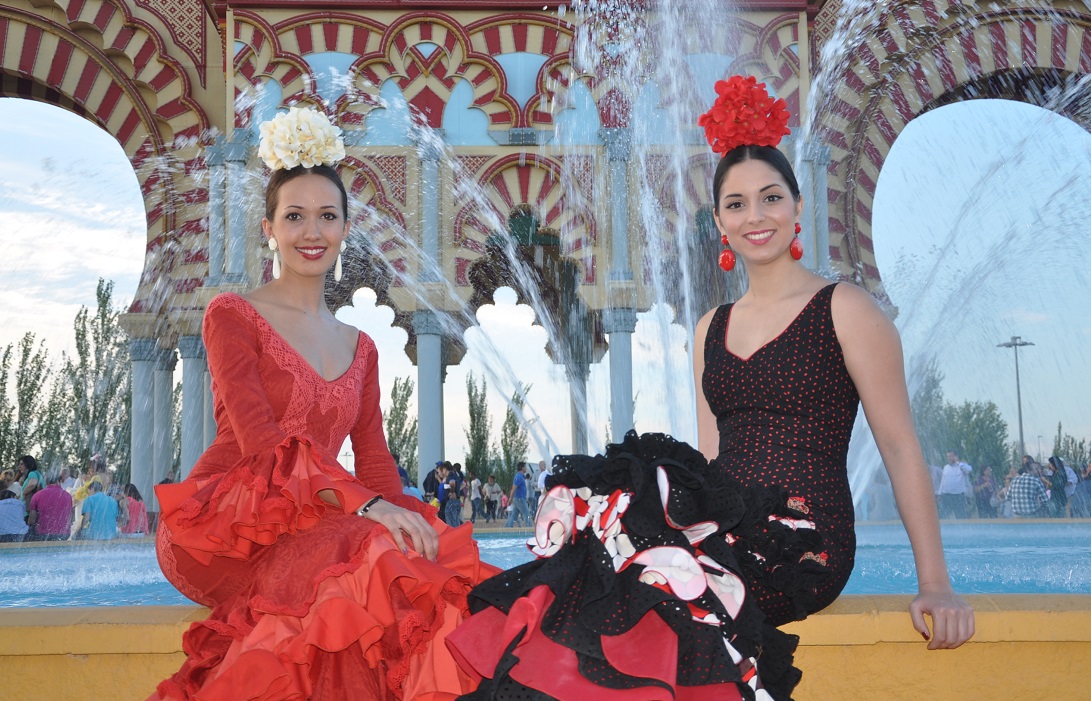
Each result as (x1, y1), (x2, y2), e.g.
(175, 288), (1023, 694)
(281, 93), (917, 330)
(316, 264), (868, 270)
(2, 0), (1089, 507)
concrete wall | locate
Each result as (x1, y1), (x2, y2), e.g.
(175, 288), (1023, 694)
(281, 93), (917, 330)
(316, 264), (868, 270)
(1, 595), (1088, 700)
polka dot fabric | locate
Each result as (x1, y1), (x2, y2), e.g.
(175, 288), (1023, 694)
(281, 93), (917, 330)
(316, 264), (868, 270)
(703, 282), (861, 625)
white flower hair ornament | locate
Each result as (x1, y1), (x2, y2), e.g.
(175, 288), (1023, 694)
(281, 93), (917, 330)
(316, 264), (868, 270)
(257, 106), (346, 171)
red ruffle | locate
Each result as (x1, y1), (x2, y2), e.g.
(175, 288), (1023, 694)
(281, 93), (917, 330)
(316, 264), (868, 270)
(157, 437), (377, 566)
(446, 585), (744, 701)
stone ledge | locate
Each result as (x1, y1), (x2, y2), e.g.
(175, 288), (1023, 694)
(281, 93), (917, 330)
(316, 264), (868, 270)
(1, 595), (1088, 700)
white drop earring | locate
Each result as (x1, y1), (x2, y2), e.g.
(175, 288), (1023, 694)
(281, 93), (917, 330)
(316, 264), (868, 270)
(334, 239), (346, 282)
(268, 237), (281, 279)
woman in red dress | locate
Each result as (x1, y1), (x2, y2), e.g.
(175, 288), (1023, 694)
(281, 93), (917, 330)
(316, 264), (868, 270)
(151, 108), (496, 701)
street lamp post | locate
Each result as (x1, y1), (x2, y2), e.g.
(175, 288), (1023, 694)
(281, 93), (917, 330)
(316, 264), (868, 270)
(997, 336), (1033, 459)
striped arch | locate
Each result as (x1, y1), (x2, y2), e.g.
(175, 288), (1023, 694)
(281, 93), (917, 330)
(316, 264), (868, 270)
(232, 12), (320, 128)
(353, 13), (517, 130)
(1, 1), (209, 315)
(453, 154), (596, 285)
(465, 14), (574, 128)
(813, 1), (1091, 292)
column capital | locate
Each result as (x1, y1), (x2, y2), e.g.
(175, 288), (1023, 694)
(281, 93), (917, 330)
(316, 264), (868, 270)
(412, 310), (446, 336)
(177, 335), (206, 360)
(416, 128), (447, 161)
(602, 308), (638, 334)
(155, 348), (178, 372)
(600, 127), (632, 161)
(801, 140), (831, 165)
(130, 338), (159, 362)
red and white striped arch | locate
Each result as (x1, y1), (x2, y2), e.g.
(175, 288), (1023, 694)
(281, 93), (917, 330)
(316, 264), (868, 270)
(1, 0), (209, 316)
(813, 1), (1091, 291)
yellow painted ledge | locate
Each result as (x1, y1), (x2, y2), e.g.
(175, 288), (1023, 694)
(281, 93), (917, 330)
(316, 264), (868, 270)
(1, 595), (1089, 700)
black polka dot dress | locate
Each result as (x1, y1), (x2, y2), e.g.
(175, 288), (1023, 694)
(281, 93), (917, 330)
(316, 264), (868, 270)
(703, 282), (860, 625)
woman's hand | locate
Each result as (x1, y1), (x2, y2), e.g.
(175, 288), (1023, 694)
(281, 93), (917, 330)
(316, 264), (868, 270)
(359, 499), (440, 561)
(909, 585), (975, 650)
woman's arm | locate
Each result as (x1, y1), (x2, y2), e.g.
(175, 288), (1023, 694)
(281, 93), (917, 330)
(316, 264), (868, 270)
(348, 336), (439, 560)
(693, 308), (720, 462)
(831, 283), (974, 649)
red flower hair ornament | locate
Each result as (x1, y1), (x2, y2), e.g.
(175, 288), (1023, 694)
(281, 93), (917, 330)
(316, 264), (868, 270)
(698, 76), (791, 157)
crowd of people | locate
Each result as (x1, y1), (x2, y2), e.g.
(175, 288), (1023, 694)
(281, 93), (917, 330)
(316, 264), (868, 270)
(411, 456), (549, 528)
(928, 450), (1091, 519)
(0, 453), (150, 542)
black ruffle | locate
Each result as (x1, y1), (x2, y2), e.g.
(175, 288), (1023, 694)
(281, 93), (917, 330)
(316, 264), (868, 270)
(463, 431), (831, 700)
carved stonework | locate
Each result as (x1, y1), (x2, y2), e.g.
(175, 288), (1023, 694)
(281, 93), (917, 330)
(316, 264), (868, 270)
(137, 0), (207, 86)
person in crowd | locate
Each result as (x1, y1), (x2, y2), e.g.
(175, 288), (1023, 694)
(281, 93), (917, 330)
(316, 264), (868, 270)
(120, 483), (149, 536)
(391, 452), (409, 486)
(974, 467), (999, 519)
(1071, 468), (1091, 517)
(1, 468), (21, 499)
(422, 460), (442, 504)
(434, 461), (452, 524)
(1009, 465), (1049, 517)
(504, 462), (530, 527)
(483, 474), (502, 523)
(938, 450), (973, 519)
(401, 474), (424, 501)
(469, 471), (483, 524)
(148, 107), (494, 700)
(16, 455), (44, 504)
(1043, 457), (1069, 517)
(535, 460), (550, 502)
(28, 469), (74, 541)
(78, 481), (123, 541)
(445, 463), (465, 526)
(0, 488), (29, 542)
(1054, 456), (1079, 518)
(61, 466), (76, 491)
(447, 76), (972, 700)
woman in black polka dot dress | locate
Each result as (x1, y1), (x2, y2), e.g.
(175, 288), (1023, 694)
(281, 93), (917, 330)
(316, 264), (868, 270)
(693, 95), (973, 646)
(447, 78), (973, 701)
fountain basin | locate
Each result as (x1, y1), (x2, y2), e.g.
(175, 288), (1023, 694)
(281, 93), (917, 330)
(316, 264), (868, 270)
(0, 595), (1087, 699)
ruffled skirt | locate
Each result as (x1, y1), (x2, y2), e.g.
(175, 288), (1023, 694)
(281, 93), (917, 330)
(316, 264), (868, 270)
(151, 438), (498, 701)
(446, 432), (833, 701)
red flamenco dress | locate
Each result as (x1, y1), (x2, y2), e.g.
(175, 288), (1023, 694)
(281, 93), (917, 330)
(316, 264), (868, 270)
(151, 293), (498, 701)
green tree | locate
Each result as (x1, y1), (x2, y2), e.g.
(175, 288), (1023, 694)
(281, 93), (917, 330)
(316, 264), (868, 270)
(14, 333), (50, 458)
(384, 376), (419, 481)
(498, 384), (531, 482)
(464, 372), (492, 476)
(0, 345), (15, 469)
(61, 279), (131, 474)
(910, 357), (949, 465)
(944, 400), (1009, 472)
(1052, 422), (1088, 465)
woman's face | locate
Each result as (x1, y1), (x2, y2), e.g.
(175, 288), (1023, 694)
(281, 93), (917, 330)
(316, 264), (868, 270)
(713, 158), (801, 268)
(262, 173), (349, 279)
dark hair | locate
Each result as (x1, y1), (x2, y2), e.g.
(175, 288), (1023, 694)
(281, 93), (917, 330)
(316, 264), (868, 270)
(18, 455), (37, 474)
(265, 165), (348, 221)
(88, 481), (103, 493)
(123, 483), (143, 501)
(0, 489), (16, 500)
(712, 145), (801, 212)
(391, 452), (400, 464)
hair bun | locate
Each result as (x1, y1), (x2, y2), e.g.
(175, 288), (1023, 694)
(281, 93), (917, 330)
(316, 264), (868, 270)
(698, 76), (791, 156)
(257, 106), (346, 171)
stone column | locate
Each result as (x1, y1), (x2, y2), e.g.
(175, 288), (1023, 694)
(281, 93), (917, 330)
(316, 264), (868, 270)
(603, 308), (638, 439)
(129, 339), (157, 514)
(567, 361), (590, 455)
(151, 348), (177, 513)
(413, 311), (445, 484)
(223, 129), (251, 284)
(417, 129), (445, 282)
(177, 336), (207, 480)
(601, 128), (633, 281)
(797, 139), (831, 272)
(206, 138), (226, 284)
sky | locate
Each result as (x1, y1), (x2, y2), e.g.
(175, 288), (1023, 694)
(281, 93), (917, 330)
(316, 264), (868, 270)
(0, 94), (1088, 476)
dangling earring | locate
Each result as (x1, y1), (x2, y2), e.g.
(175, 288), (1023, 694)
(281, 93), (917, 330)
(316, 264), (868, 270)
(334, 239), (346, 282)
(718, 234), (736, 272)
(268, 237), (281, 279)
(790, 223), (804, 261)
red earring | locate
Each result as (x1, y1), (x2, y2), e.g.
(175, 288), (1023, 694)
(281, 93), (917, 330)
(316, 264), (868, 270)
(790, 223), (804, 261)
(719, 234), (735, 271)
